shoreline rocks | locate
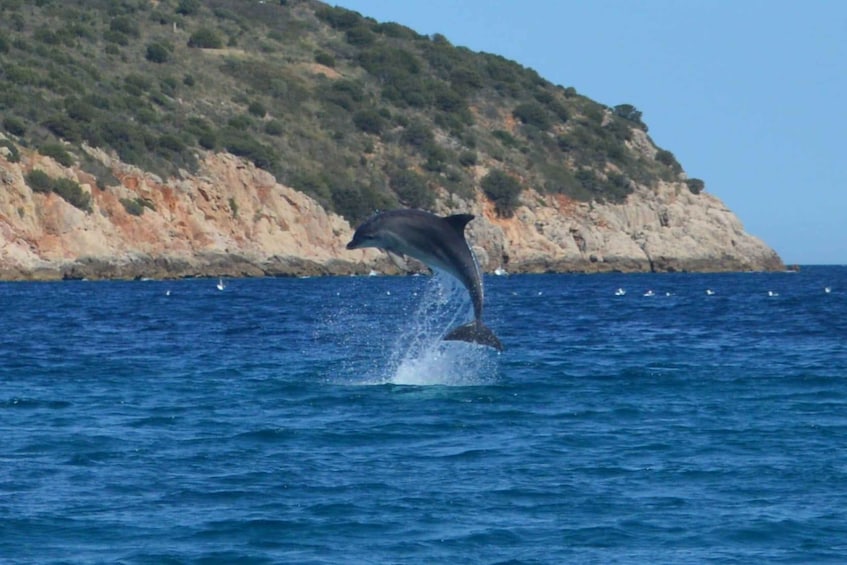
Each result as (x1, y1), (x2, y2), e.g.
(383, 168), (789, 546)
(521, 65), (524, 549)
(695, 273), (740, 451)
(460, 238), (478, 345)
(0, 149), (783, 282)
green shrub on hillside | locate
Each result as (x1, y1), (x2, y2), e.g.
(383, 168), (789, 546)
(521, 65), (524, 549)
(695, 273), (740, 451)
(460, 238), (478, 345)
(110, 16), (139, 38)
(25, 170), (90, 212)
(52, 177), (91, 211)
(539, 162), (582, 197)
(345, 25), (375, 47)
(513, 102), (551, 130)
(359, 45), (421, 81)
(95, 120), (149, 163)
(481, 170), (522, 218)
(655, 149), (682, 175)
(26, 170), (54, 193)
(39, 143), (74, 167)
(573, 168), (634, 203)
(188, 28), (223, 49)
(401, 120), (434, 148)
(177, 0), (202, 16)
(103, 30), (129, 46)
(160, 77), (179, 97)
(575, 169), (601, 198)
(221, 131), (275, 170)
(158, 133), (186, 153)
(492, 130), (519, 148)
(120, 197), (155, 216)
(42, 114), (81, 142)
(686, 178), (705, 195)
(264, 120), (284, 136)
(120, 197), (143, 215)
(33, 27), (60, 46)
(331, 185), (372, 224)
(390, 168), (433, 209)
(603, 172), (632, 203)
(184, 117), (218, 149)
(352, 109), (386, 134)
(613, 104), (646, 130)
(423, 144), (448, 172)
(458, 151), (477, 167)
(220, 59), (304, 102)
(2, 116), (26, 136)
(124, 73), (153, 95)
(315, 6), (364, 30)
(433, 87), (466, 114)
(314, 51), (335, 67)
(373, 22), (420, 40)
(0, 140), (21, 163)
(3, 64), (38, 86)
(64, 98), (96, 123)
(145, 42), (171, 63)
(80, 155), (119, 189)
(322, 80), (365, 110)
(227, 114), (253, 130)
(248, 101), (267, 117)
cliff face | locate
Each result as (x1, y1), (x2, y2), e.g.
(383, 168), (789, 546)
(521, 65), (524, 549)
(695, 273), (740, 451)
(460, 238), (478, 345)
(0, 146), (782, 281)
(0, 148), (358, 280)
(465, 180), (783, 274)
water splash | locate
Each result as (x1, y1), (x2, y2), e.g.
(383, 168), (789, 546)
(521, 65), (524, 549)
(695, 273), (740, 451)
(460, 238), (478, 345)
(351, 272), (499, 386)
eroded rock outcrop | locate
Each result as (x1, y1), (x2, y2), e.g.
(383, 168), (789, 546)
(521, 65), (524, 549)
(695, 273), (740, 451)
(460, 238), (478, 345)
(0, 146), (782, 281)
(467, 180), (783, 274)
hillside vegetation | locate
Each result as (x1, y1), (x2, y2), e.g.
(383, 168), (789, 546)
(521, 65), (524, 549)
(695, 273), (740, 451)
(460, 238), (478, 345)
(0, 0), (705, 223)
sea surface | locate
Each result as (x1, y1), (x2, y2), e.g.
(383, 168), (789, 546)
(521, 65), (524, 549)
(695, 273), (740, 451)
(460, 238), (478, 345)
(2, 266), (846, 564)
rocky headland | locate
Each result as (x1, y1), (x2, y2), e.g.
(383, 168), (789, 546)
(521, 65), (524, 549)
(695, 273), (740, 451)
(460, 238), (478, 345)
(0, 144), (782, 281)
(0, 1), (784, 280)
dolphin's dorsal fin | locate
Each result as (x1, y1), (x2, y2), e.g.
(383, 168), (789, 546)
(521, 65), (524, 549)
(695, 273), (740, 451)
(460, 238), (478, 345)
(444, 214), (475, 236)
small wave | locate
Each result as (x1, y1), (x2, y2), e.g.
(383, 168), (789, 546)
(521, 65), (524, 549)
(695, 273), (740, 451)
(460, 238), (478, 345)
(2, 397), (71, 410)
(233, 428), (294, 443)
(66, 450), (119, 466)
(430, 447), (492, 460)
(129, 415), (179, 428)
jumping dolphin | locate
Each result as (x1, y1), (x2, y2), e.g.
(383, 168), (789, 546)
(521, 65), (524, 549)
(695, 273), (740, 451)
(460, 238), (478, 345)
(346, 209), (504, 351)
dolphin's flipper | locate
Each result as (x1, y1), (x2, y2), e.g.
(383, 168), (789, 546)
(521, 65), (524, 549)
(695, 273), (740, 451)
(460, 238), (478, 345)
(385, 250), (409, 272)
(443, 321), (504, 352)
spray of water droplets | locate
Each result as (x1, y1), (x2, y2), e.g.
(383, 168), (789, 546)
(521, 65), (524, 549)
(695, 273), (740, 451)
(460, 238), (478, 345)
(328, 272), (499, 386)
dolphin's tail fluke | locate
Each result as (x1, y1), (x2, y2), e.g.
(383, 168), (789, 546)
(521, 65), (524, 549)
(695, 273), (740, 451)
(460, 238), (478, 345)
(443, 321), (504, 352)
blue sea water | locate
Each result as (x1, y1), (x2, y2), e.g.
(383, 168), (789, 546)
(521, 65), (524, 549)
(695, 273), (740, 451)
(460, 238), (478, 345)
(2, 266), (846, 564)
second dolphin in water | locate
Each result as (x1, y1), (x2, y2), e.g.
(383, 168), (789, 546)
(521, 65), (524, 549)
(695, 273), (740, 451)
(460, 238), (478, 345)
(346, 209), (503, 351)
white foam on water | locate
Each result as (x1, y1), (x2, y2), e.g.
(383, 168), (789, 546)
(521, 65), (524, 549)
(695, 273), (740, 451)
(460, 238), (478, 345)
(389, 341), (498, 386)
(380, 272), (499, 386)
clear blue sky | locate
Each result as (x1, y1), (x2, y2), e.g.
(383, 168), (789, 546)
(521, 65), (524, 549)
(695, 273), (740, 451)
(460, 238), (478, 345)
(336, 1), (846, 265)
